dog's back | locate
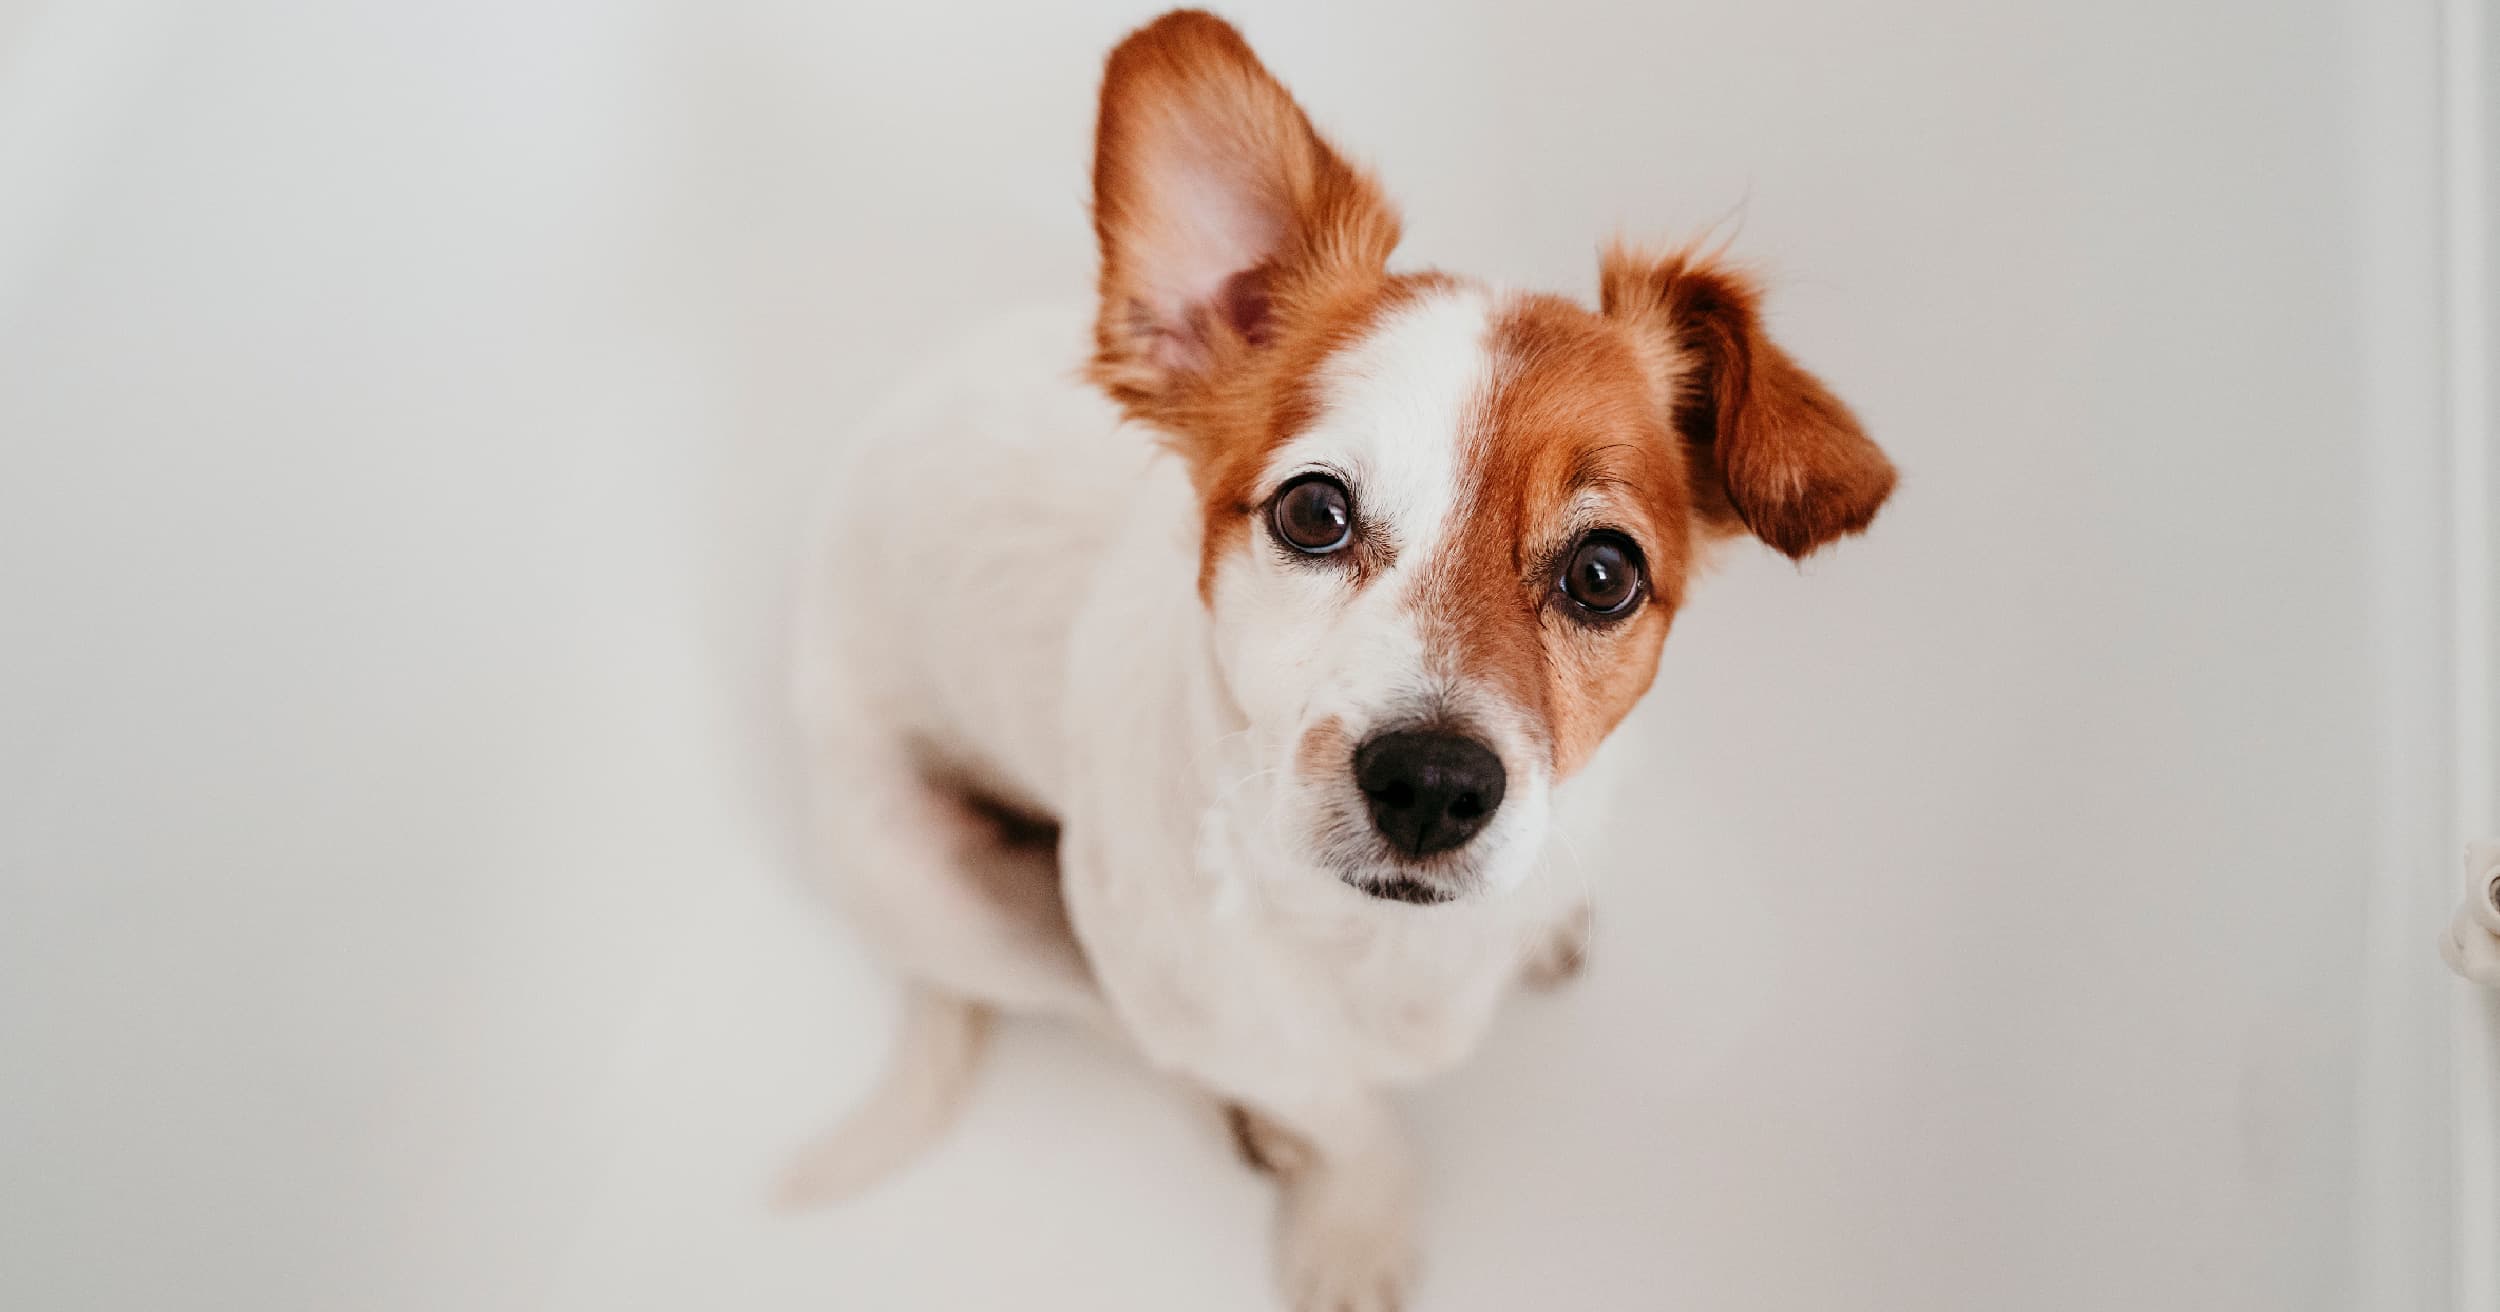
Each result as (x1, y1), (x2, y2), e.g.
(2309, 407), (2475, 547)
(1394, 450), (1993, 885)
(796, 305), (1138, 819)
(781, 308), (1134, 1206)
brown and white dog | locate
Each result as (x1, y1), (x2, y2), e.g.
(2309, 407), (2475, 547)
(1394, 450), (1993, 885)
(788, 10), (1894, 1308)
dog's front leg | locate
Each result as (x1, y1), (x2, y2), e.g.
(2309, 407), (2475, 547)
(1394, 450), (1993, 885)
(1235, 1087), (1417, 1312)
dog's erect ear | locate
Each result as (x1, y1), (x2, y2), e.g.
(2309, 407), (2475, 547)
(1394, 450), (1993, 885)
(1601, 246), (1896, 559)
(1090, 10), (1399, 410)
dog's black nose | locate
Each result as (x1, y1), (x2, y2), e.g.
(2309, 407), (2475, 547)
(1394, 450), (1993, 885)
(1353, 729), (1505, 858)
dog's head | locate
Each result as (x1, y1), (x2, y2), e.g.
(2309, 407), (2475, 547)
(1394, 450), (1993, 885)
(1089, 11), (1895, 906)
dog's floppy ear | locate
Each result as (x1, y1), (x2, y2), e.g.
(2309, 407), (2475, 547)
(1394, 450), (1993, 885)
(1601, 245), (1896, 559)
(1089, 10), (1399, 412)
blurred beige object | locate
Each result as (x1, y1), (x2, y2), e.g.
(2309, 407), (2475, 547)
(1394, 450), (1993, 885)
(2438, 841), (2500, 987)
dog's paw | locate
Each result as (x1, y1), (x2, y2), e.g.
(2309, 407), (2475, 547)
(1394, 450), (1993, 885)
(1275, 1169), (1416, 1312)
(1519, 903), (1591, 991)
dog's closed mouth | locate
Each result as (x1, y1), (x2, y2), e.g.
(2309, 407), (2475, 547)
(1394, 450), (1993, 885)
(1358, 875), (1458, 906)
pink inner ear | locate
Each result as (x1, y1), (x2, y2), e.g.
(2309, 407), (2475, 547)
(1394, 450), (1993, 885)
(1217, 267), (1274, 345)
(1126, 149), (1289, 368)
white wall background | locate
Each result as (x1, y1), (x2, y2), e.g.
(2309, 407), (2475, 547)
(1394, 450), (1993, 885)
(0, 1), (2475, 1309)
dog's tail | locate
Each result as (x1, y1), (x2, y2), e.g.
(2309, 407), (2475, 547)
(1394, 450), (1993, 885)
(775, 986), (994, 1208)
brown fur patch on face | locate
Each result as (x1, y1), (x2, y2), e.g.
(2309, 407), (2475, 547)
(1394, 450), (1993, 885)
(1410, 293), (1694, 778)
(1185, 270), (1455, 601)
(1293, 714), (1350, 783)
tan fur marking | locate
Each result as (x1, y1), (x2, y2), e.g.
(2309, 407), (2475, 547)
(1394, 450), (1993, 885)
(1411, 293), (1691, 778)
(1190, 274), (1453, 601)
(1294, 714), (1350, 784)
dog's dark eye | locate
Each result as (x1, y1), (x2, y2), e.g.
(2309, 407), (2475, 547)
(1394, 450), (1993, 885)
(1270, 474), (1354, 554)
(1561, 531), (1643, 617)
